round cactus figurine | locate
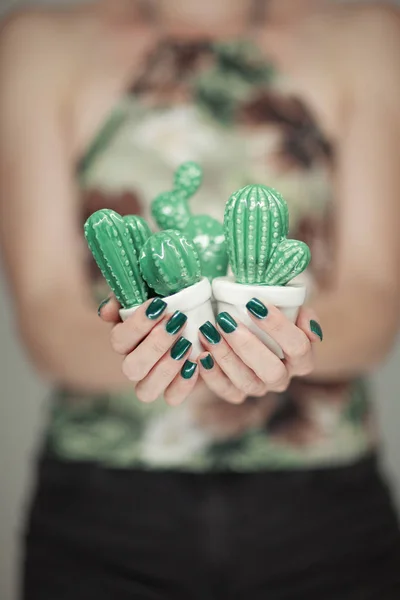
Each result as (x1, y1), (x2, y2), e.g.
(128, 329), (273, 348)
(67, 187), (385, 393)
(84, 209), (148, 309)
(224, 184), (310, 286)
(184, 215), (229, 281)
(151, 162), (203, 232)
(139, 230), (202, 297)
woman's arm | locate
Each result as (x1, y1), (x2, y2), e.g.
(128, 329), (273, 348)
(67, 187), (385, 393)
(0, 13), (130, 394)
(264, 4), (400, 380)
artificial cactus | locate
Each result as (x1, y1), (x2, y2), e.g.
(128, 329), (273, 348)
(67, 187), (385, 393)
(224, 184), (310, 286)
(84, 209), (148, 308)
(124, 215), (152, 257)
(139, 230), (202, 297)
(184, 215), (229, 281)
(151, 162), (203, 231)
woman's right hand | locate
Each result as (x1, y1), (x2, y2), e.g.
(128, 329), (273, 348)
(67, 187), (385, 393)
(99, 296), (198, 406)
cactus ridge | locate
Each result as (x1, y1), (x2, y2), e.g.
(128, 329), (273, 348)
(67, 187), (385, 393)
(124, 215), (152, 257)
(264, 239), (311, 286)
(140, 230), (202, 297)
(224, 184), (309, 286)
(84, 209), (148, 309)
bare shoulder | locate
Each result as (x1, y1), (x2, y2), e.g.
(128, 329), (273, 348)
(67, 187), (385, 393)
(0, 7), (101, 93)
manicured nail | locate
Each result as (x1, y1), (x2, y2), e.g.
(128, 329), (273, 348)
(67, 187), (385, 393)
(181, 360), (197, 379)
(216, 312), (237, 334)
(145, 297), (167, 320)
(97, 297), (111, 316)
(310, 320), (323, 341)
(199, 321), (221, 344)
(246, 298), (268, 319)
(200, 354), (214, 370)
(165, 310), (187, 335)
(171, 337), (192, 360)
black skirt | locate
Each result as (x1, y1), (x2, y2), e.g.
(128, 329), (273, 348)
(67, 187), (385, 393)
(22, 453), (400, 600)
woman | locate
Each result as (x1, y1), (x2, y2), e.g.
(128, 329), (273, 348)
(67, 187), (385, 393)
(1, 0), (400, 598)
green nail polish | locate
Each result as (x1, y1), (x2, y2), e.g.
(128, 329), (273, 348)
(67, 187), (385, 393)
(199, 321), (221, 344)
(97, 297), (111, 316)
(171, 337), (192, 360)
(216, 312), (237, 334)
(145, 297), (167, 320)
(181, 360), (197, 379)
(310, 320), (323, 341)
(200, 354), (214, 370)
(246, 298), (268, 319)
(165, 310), (187, 335)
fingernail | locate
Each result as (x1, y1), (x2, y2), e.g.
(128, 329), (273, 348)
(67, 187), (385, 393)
(199, 321), (221, 344)
(246, 298), (268, 319)
(216, 312), (237, 334)
(171, 337), (192, 360)
(200, 354), (214, 370)
(146, 297), (167, 320)
(97, 297), (111, 316)
(310, 320), (323, 341)
(165, 310), (187, 335)
(181, 360), (197, 379)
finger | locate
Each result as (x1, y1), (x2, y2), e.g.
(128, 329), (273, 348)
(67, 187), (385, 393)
(164, 360), (199, 407)
(135, 337), (193, 404)
(122, 314), (189, 381)
(199, 321), (266, 398)
(110, 297), (168, 355)
(198, 353), (246, 404)
(296, 306), (323, 343)
(214, 313), (290, 392)
(98, 295), (121, 322)
(245, 299), (314, 377)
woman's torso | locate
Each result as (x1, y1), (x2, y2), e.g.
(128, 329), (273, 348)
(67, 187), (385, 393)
(44, 18), (376, 472)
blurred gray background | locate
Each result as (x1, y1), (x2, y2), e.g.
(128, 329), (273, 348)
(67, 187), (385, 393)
(1, 1), (400, 599)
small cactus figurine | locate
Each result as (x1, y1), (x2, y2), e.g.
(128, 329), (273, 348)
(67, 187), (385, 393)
(139, 230), (202, 297)
(84, 209), (148, 309)
(151, 162), (203, 231)
(224, 184), (310, 286)
(184, 215), (229, 281)
(151, 162), (229, 280)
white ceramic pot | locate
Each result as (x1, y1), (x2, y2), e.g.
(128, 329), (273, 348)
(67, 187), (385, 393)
(212, 276), (306, 358)
(119, 277), (214, 359)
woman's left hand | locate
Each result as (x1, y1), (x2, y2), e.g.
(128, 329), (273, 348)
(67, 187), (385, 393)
(198, 299), (323, 404)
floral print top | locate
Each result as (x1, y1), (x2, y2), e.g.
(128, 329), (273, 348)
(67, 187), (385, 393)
(44, 39), (376, 471)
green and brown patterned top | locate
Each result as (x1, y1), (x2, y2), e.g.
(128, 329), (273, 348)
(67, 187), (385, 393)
(44, 39), (376, 471)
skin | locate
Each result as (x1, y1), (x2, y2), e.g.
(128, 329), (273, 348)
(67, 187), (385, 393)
(1, 0), (400, 404)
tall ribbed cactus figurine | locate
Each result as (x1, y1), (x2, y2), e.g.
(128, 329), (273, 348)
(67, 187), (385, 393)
(151, 162), (203, 231)
(84, 209), (148, 308)
(184, 216), (229, 281)
(139, 230), (202, 297)
(224, 184), (310, 286)
(124, 215), (152, 256)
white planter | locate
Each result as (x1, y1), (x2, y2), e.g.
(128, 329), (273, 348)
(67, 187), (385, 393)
(119, 277), (214, 359)
(212, 276), (306, 358)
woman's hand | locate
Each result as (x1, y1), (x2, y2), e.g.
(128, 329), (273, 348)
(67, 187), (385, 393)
(99, 296), (199, 406)
(198, 298), (322, 404)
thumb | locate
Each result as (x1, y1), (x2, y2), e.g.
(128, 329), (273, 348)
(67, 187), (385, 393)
(98, 295), (121, 323)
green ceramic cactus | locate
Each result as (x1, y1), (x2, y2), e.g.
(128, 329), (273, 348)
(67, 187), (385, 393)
(184, 215), (229, 281)
(224, 184), (310, 286)
(139, 230), (202, 297)
(151, 162), (203, 231)
(264, 239), (311, 286)
(173, 161), (203, 200)
(84, 209), (148, 308)
(123, 215), (152, 257)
